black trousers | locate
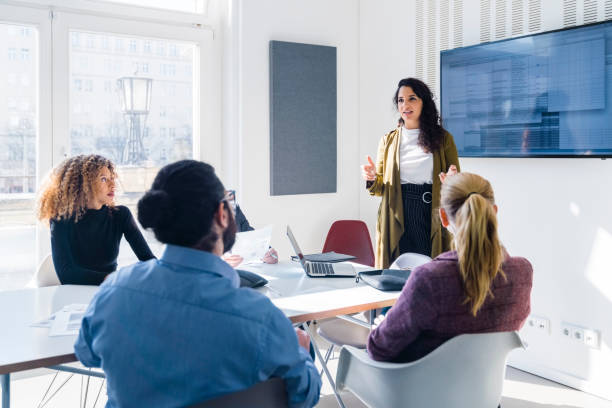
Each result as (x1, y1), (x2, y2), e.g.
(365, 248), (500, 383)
(398, 183), (432, 257)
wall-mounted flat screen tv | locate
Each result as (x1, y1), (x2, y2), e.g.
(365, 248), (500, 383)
(440, 21), (612, 158)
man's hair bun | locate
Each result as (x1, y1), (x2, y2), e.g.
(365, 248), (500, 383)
(137, 189), (173, 229)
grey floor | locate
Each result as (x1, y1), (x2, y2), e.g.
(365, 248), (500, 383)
(7, 322), (612, 408)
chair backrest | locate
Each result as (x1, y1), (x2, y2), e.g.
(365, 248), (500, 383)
(322, 220), (375, 267)
(390, 252), (432, 270)
(336, 331), (524, 408)
(191, 378), (287, 408)
(26, 254), (60, 288)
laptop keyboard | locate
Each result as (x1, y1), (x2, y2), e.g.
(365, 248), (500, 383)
(307, 262), (334, 276)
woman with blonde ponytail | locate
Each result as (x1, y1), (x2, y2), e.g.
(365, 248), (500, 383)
(367, 172), (532, 363)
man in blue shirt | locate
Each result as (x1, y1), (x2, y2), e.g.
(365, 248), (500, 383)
(74, 160), (321, 407)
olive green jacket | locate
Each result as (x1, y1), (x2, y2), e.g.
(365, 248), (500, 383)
(367, 128), (460, 268)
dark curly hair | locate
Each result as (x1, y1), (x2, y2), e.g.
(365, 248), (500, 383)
(37, 154), (117, 223)
(393, 77), (446, 153)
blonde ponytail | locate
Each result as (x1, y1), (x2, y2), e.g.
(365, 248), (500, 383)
(441, 173), (504, 316)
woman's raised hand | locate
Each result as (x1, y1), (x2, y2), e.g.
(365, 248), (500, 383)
(361, 155), (377, 181)
(439, 164), (458, 184)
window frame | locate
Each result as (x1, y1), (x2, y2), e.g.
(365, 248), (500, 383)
(0, 3), (53, 283)
(0, 2), (220, 282)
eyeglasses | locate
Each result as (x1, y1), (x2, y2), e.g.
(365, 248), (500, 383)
(224, 190), (237, 211)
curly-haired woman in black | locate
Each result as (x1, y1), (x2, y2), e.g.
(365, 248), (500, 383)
(37, 154), (155, 285)
(361, 78), (460, 268)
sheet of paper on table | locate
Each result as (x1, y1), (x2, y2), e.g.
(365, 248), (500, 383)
(33, 304), (89, 336)
(230, 225), (273, 265)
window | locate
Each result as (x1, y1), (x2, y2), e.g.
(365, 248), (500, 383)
(79, 56), (88, 70)
(69, 30), (196, 198)
(71, 32), (80, 47)
(0, 5), (211, 292)
(0, 21), (39, 290)
(95, 0), (206, 13)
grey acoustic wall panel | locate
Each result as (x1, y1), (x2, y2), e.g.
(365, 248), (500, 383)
(270, 40), (337, 195)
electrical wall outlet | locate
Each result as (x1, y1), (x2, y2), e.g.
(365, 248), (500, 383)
(583, 329), (600, 349)
(561, 322), (600, 350)
(526, 315), (550, 334)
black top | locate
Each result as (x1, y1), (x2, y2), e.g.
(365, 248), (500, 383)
(235, 205), (254, 232)
(50, 205), (155, 285)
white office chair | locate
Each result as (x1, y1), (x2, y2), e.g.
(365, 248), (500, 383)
(390, 252), (432, 270)
(26, 254), (60, 288)
(336, 331), (525, 408)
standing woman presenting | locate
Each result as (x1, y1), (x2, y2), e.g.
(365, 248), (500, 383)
(362, 78), (459, 268)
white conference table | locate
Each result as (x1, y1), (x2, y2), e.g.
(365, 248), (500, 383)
(0, 261), (400, 408)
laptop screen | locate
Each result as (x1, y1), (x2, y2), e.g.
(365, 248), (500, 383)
(286, 226), (306, 268)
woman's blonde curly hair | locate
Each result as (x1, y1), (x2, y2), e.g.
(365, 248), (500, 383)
(37, 154), (117, 223)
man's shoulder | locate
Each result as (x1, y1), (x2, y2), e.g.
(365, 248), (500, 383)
(225, 287), (282, 324)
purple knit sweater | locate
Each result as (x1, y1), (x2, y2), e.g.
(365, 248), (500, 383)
(367, 250), (533, 363)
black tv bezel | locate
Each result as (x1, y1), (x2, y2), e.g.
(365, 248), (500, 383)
(440, 20), (612, 159)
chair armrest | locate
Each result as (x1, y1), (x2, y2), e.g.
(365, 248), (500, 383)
(336, 346), (419, 390)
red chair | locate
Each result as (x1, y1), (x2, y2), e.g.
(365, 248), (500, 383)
(322, 220), (374, 267)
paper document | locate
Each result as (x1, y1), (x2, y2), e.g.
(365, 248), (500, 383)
(230, 225), (273, 265)
(46, 304), (88, 337)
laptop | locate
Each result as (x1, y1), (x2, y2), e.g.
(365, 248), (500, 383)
(286, 226), (356, 277)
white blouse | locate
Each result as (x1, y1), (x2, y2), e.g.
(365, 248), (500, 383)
(399, 127), (433, 184)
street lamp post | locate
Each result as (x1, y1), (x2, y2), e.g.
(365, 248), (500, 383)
(117, 76), (152, 165)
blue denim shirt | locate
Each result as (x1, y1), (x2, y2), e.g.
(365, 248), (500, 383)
(75, 244), (320, 407)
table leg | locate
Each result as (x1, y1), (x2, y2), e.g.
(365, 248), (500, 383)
(1, 373), (9, 408)
(303, 322), (346, 408)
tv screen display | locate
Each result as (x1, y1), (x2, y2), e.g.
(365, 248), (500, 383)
(440, 21), (612, 157)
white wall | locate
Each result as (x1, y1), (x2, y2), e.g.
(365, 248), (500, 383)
(358, 0), (417, 243)
(219, 0), (361, 257)
(359, 0), (612, 400)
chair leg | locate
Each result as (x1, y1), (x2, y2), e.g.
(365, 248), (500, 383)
(82, 369), (91, 408)
(38, 373), (74, 408)
(92, 379), (105, 408)
(303, 323), (346, 408)
(320, 345), (334, 377)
